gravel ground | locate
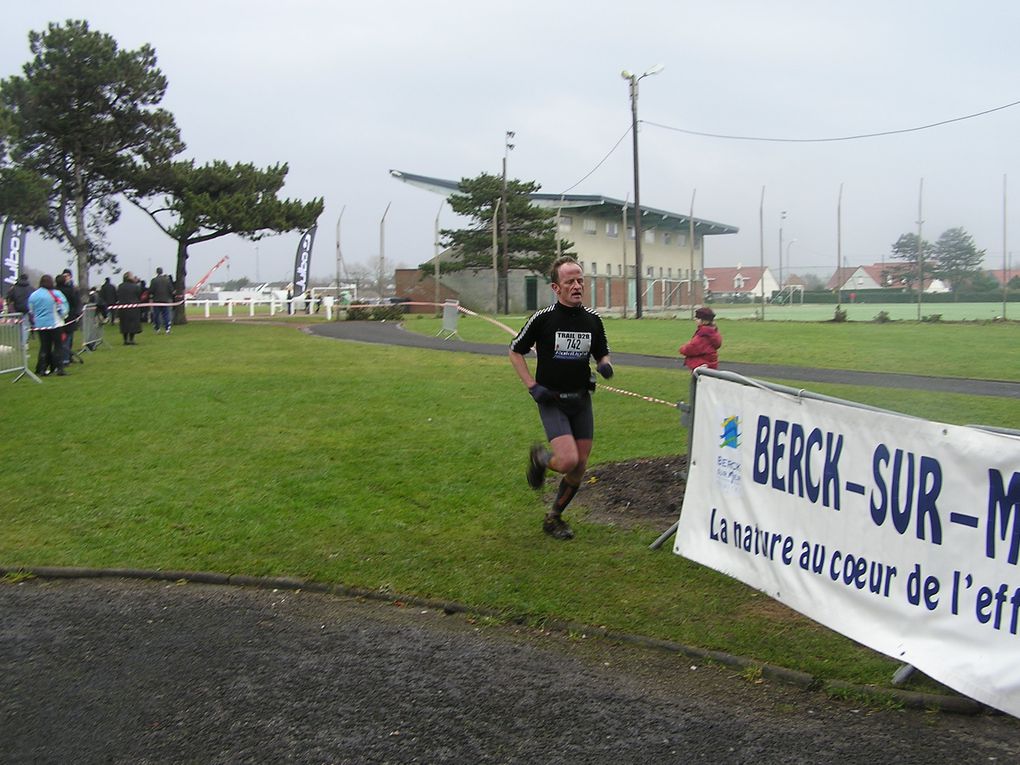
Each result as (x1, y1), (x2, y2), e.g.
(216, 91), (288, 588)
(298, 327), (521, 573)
(2, 578), (1018, 764)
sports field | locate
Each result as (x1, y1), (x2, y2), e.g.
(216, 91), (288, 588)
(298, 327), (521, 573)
(2, 317), (1018, 696)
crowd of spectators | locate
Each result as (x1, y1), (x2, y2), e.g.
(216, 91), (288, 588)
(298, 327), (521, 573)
(3, 268), (183, 378)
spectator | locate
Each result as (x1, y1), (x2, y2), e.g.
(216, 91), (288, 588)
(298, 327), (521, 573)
(5, 273), (33, 349)
(27, 274), (68, 376)
(116, 272), (143, 345)
(679, 307), (722, 372)
(56, 270), (83, 368)
(149, 267), (175, 334)
(98, 276), (117, 323)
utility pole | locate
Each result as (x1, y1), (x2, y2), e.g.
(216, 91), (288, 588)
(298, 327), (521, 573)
(621, 64), (663, 319)
(689, 188), (696, 319)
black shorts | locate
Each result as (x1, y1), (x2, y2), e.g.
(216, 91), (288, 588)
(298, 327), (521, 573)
(537, 393), (594, 441)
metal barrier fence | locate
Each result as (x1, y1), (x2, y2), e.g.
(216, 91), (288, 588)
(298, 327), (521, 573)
(0, 312), (40, 383)
(80, 304), (103, 352)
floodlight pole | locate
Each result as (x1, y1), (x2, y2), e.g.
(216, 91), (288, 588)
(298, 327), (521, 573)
(916, 179), (924, 321)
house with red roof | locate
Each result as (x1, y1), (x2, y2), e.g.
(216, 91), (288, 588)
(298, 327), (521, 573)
(702, 265), (779, 301)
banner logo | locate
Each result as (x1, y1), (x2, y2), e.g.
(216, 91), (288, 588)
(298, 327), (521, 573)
(1, 219), (26, 299)
(292, 225), (317, 296)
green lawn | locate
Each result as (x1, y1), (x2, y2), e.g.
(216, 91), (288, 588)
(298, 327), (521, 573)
(401, 311), (1020, 381)
(2, 320), (1017, 694)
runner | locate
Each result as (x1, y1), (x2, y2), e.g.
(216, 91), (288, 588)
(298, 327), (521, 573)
(509, 256), (613, 540)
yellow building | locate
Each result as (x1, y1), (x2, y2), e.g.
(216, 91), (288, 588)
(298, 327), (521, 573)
(391, 170), (738, 313)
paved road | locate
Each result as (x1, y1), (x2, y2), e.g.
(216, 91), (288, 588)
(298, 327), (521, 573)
(309, 321), (1020, 399)
(3, 578), (1018, 764)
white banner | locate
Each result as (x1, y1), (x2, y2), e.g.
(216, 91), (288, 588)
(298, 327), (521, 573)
(675, 373), (1020, 717)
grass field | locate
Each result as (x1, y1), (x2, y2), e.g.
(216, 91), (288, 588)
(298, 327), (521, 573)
(2, 319), (1018, 694)
(401, 311), (1020, 381)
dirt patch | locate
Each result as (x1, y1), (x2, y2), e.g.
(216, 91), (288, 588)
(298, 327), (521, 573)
(579, 454), (688, 532)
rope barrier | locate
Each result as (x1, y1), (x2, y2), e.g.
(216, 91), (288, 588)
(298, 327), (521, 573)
(394, 301), (678, 409)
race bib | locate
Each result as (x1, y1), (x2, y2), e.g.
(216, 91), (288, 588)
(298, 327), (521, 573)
(554, 331), (591, 360)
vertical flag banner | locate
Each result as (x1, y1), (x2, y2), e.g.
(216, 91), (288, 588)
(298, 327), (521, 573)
(292, 225), (317, 297)
(0, 219), (27, 301)
(675, 372), (1020, 718)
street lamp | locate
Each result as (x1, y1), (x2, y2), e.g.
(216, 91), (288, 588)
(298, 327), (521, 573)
(621, 63), (664, 319)
(335, 206), (345, 302)
(380, 202), (391, 299)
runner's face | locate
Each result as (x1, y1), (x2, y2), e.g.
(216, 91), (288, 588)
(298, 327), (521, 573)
(553, 263), (584, 307)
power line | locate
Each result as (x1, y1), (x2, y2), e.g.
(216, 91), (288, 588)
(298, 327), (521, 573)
(643, 98), (1020, 143)
(559, 125), (632, 194)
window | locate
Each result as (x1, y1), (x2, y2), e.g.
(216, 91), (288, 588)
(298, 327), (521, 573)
(606, 221), (619, 238)
(583, 218), (597, 235)
(663, 232), (673, 246)
(559, 215), (572, 232)
(591, 262), (597, 275)
(647, 267), (654, 277)
(645, 229), (655, 244)
(676, 233), (688, 247)
(659, 267), (664, 278)
(667, 267), (673, 278)
(627, 226), (635, 240)
(617, 264), (622, 276)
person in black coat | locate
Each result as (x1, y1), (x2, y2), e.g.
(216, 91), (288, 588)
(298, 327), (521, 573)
(116, 272), (143, 345)
(98, 276), (118, 323)
(56, 270), (83, 366)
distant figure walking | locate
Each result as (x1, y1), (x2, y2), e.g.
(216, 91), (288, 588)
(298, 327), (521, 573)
(116, 272), (143, 345)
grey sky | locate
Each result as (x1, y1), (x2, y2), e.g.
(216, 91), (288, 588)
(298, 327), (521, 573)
(3, 1), (1019, 286)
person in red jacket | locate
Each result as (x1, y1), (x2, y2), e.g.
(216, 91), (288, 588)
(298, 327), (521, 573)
(679, 306), (722, 371)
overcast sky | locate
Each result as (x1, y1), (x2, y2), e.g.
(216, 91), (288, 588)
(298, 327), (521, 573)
(3, 1), (1019, 287)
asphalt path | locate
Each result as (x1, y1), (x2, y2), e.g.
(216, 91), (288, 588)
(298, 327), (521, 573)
(309, 320), (1020, 399)
(3, 578), (1019, 764)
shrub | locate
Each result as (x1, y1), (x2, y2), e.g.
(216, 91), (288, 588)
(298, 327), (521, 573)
(370, 304), (405, 321)
(831, 305), (848, 323)
(921, 313), (943, 323)
(873, 311), (892, 323)
(345, 303), (371, 320)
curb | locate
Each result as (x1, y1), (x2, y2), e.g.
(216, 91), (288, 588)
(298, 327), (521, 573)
(0, 564), (985, 716)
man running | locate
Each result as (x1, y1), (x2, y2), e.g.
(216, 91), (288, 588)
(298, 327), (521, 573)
(509, 256), (613, 540)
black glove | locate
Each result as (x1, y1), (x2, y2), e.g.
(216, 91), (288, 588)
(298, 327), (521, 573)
(529, 384), (556, 404)
(596, 361), (614, 380)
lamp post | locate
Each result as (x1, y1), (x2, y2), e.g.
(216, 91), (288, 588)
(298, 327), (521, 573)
(335, 206), (345, 302)
(621, 64), (663, 319)
(500, 130), (515, 315)
(380, 202), (391, 299)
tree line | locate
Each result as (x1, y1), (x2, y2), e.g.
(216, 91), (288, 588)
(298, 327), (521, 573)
(887, 227), (1010, 295)
(0, 19), (323, 318)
